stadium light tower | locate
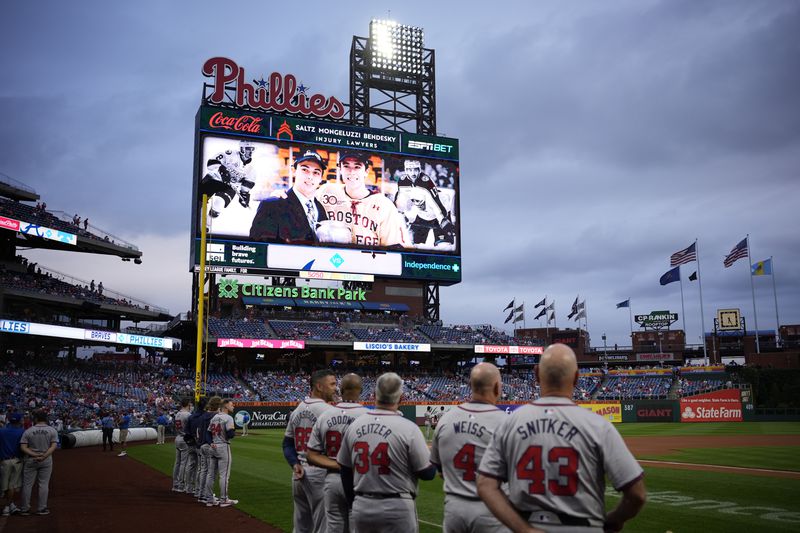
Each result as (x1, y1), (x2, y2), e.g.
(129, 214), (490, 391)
(350, 19), (436, 134)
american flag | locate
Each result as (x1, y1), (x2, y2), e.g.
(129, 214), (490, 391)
(724, 238), (749, 268)
(670, 242), (697, 266)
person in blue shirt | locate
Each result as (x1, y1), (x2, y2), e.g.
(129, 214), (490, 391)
(156, 412), (169, 445)
(100, 412), (115, 452)
(240, 411), (251, 437)
(118, 412), (132, 457)
(0, 413), (25, 516)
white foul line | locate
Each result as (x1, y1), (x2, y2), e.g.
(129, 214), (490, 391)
(419, 519), (443, 528)
(639, 459), (800, 475)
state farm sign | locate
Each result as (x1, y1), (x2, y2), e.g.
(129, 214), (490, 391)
(680, 389), (742, 423)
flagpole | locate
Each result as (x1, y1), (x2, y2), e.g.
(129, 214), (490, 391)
(771, 257), (781, 346)
(584, 301), (589, 338)
(746, 234), (760, 354)
(545, 299), (549, 341)
(628, 299), (633, 348)
(695, 239), (708, 365)
(523, 301), (526, 330)
(679, 266), (687, 335)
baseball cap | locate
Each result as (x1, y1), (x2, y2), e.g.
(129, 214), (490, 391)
(338, 151), (371, 166)
(9, 413), (22, 423)
(293, 150), (325, 169)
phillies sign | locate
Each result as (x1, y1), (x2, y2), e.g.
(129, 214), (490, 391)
(202, 57), (346, 120)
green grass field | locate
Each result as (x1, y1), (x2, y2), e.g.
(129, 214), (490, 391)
(128, 422), (800, 532)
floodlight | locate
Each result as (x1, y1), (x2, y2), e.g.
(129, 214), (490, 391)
(369, 19), (424, 75)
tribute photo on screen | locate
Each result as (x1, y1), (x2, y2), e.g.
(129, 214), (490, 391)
(197, 135), (459, 255)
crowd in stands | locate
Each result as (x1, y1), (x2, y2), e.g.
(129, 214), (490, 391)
(0, 256), (152, 311)
(1, 354), (735, 431)
(0, 197), (133, 250)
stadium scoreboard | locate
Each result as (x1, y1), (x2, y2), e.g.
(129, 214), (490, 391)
(191, 62), (461, 285)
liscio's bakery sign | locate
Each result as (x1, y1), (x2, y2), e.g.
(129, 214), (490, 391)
(202, 57), (346, 120)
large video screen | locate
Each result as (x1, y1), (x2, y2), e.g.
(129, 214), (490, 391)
(193, 109), (460, 260)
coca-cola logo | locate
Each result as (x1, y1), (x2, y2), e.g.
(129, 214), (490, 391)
(209, 112), (263, 133)
(202, 57), (346, 119)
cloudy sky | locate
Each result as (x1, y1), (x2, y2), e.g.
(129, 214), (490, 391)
(2, 0), (798, 348)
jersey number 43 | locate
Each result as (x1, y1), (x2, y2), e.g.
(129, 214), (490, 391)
(516, 446), (580, 496)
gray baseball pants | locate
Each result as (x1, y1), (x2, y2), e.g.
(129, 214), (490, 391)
(20, 456), (53, 512)
(292, 466), (326, 533)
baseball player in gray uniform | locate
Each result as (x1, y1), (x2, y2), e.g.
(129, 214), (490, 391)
(198, 396), (222, 504)
(477, 344), (647, 533)
(430, 363), (510, 533)
(307, 373), (369, 533)
(283, 369), (337, 533)
(172, 397), (193, 493)
(205, 398), (238, 507)
(336, 372), (437, 533)
(19, 410), (59, 516)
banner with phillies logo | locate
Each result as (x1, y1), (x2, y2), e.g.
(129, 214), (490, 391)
(680, 388), (743, 423)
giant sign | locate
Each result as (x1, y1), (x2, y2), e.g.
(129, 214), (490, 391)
(233, 406), (293, 429)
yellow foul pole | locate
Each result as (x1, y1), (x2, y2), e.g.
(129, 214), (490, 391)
(194, 194), (209, 403)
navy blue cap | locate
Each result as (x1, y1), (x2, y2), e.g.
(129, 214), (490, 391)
(293, 150), (325, 169)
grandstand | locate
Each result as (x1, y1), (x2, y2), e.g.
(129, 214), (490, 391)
(0, 174), (174, 361)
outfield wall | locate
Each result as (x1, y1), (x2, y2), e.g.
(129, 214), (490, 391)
(229, 388), (800, 427)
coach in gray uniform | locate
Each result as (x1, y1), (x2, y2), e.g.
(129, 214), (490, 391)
(172, 397), (193, 493)
(205, 398), (238, 507)
(477, 344), (647, 533)
(337, 372), (437, 533)
(283, 369), (337, 533)
(431, 363), (510, 533)
(19, 410), (58, 516)
(307, 373), (369, 533)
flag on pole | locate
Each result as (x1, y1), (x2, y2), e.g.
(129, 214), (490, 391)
(548, 312), (555, 324)
(670, 242), (697, 266)
(546, 301), (555, 311)
(575, 309), (586, 321)
(534, 297), (546, 308)
(570, 296), (579, 313)
(513, 312), (525, 323)
(724, 238), (748, 268)
(503, 299), (515, 311)
(534, 308), (547, 320)
(751, 258), (772, 276)
(616, 299), (630, 308)
(577, 301), (585, 311)
(567, 309), (577, 320)
(689, 271), (697, 281)
(504, 310), (514, 323)
(660, 266), (680, 285)
(513, 303), (524, 313)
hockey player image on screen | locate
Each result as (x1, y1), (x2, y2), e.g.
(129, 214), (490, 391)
(199, 139), (258, 227)
(315, 151), (410, 248)
(394, 159), (456, 249)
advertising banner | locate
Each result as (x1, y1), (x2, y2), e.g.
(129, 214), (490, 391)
(233, 406), (293, 429)
(623, 400), (679, 422)
(216, 338), (305, 349)
(474, 345), (544, 355)
(0, 216), (20, 232)
(580, 402), (622, 423)
(0, 319), (173, 349)
(353, 342), (431, 352)
(680, 389), (743, 423)
(636, 352), (675, 362)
